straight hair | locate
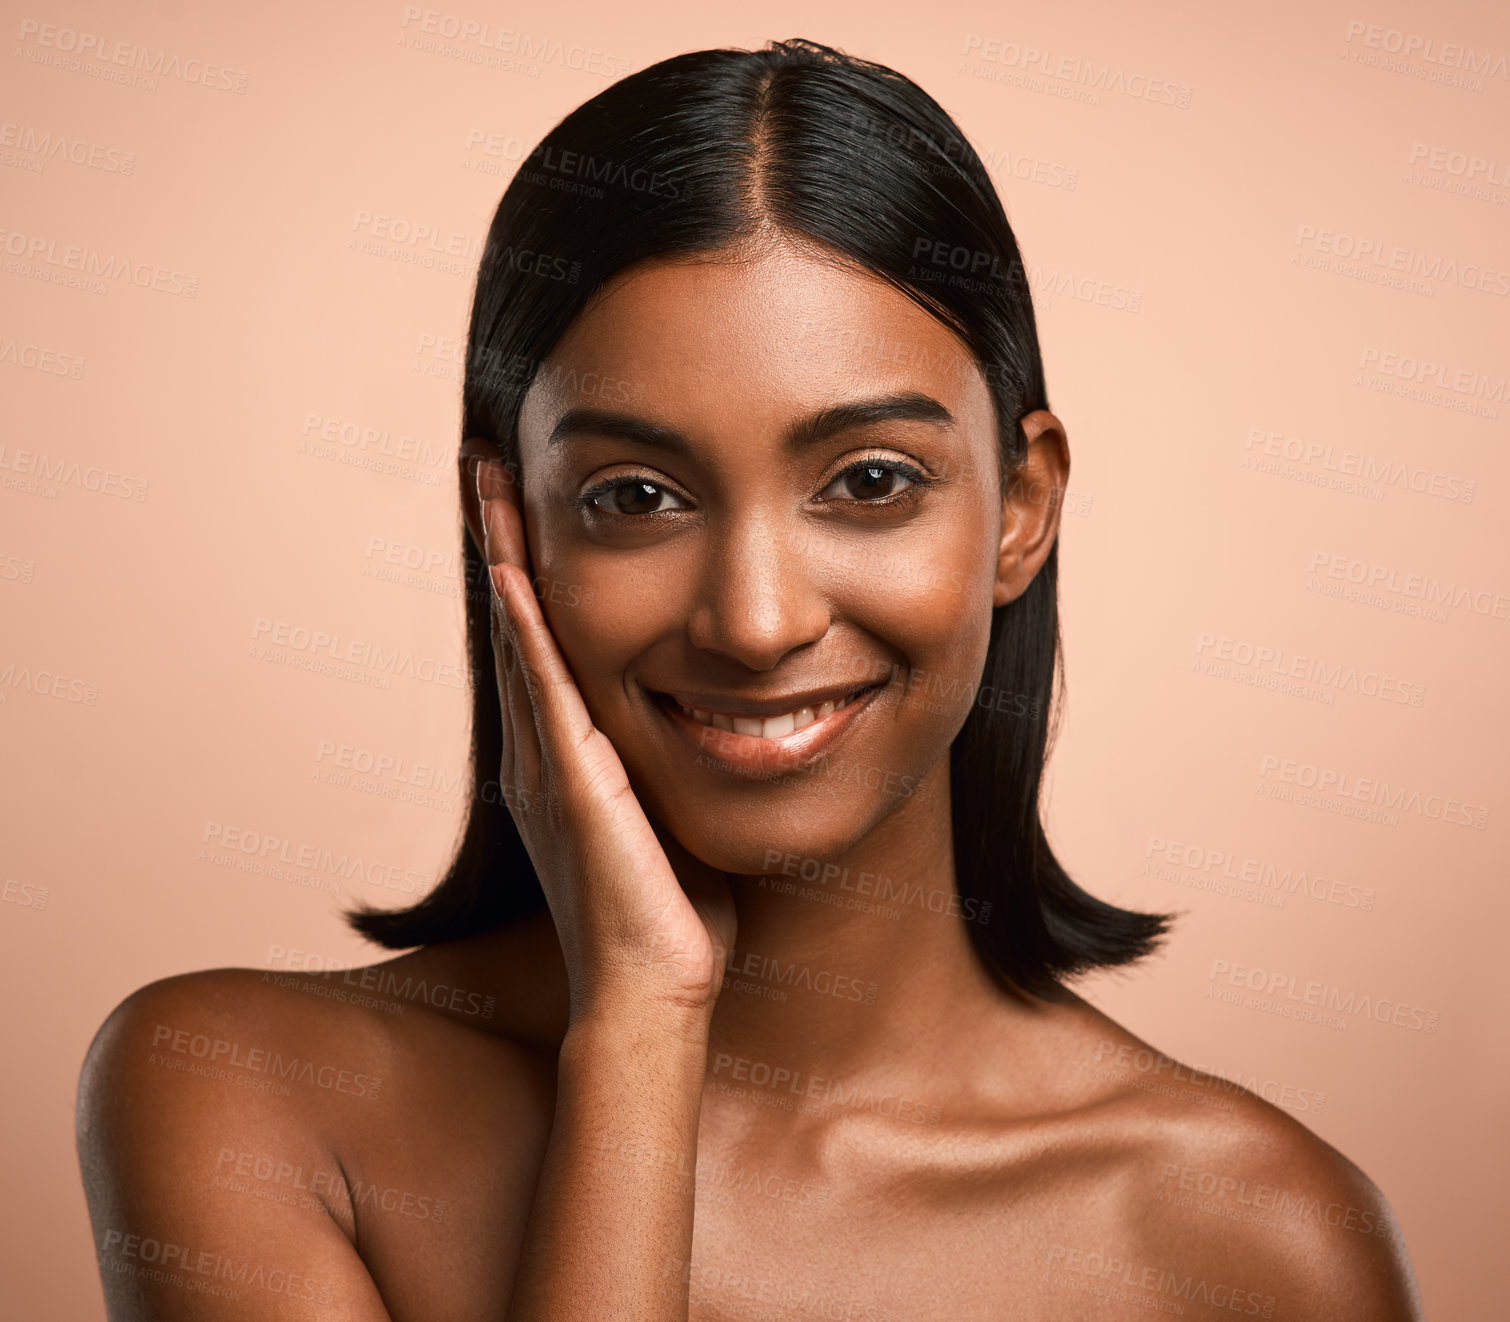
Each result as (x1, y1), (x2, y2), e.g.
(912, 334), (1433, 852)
(346, 37), (1174, 1001)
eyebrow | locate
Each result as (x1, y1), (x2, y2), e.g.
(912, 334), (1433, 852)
(544, 391), (956, 456)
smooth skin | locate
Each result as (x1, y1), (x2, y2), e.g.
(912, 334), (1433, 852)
(77, 232), (1424, 1320)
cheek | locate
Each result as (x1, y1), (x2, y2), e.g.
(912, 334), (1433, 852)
(846, 523), (996, 728)
(875, 582), (994, 732)
(536, 548), (676, 707)
(543, 579), (639, 661)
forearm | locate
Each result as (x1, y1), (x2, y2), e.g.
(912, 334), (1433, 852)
(504, 1004), (712, 1321)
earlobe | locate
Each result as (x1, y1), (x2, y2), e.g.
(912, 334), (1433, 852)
(991, 410), (1069, 608)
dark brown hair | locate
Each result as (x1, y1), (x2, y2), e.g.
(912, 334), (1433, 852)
(345, 37), (1173, 1000)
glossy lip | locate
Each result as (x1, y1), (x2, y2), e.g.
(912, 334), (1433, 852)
(657, 679), (887, 720)
(651, 682), (884, 776)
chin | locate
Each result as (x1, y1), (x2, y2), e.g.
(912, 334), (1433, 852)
(638, 788), (890, 880)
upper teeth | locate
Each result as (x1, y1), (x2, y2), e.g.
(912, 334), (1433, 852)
(677, 689), (868, 738)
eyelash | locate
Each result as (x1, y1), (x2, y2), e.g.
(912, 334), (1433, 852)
(576, 457), (935, 521)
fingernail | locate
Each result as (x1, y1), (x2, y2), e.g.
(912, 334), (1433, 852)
(479, 458), (504, 502)
(479, 460), (503, 552)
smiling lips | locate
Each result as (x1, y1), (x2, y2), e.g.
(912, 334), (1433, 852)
(652, 681), (885, 773)
(672, 688), (872, 739)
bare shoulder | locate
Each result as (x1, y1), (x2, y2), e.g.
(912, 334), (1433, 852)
(77, 959), (553, 1165)
(1073, 1020), (1424, 1322)
(75, 961), (554, 1319)
(79, 964), (397, 1136)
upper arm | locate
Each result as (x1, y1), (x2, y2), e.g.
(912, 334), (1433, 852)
(1261, 1151), (1424, 1322)
(1140, 1098), (1425, 1322)
(76, 972), (395, 1321)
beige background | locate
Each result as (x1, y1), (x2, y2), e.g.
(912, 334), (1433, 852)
(2, 0), (1506, 1316)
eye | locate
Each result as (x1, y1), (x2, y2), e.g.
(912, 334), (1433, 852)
(575, 455), (934, 524)
(818, 457), (928, 505)
(577, 474), (687, 518)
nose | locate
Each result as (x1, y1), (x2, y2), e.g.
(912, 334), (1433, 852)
(683, 510), (831, 671)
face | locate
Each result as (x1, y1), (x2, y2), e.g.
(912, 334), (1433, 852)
(491, 234), (1063, 875)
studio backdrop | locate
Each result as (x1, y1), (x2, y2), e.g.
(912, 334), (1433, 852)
(1, 1), (1505, 1317)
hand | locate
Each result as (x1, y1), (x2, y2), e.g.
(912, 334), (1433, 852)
(475, 456), (736, 1024)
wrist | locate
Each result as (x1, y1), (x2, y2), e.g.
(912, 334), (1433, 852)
(563, 992), (714, 1058)
(564, 955), (724, 1032)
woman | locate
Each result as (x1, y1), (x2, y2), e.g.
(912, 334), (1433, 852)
(77, 38), (1423, 1320)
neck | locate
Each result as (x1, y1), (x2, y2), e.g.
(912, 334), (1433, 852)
(703, 759), (1012, 1106)
(396, 757), (1063, 1107)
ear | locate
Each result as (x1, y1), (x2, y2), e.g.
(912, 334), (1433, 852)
(993, 410), (1070, 608)
(457, 436), (514, 560)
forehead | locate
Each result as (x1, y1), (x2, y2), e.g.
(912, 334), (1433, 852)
(519, 239), (986, 431)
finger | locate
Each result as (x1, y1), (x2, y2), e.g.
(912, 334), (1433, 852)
(479, 459), (528, 575)
(480, 462), (547, 788)
(488, 555), (543, 806)
(477, 456), (543, 803)
(477, 459), (545, 797)
(489, 566), (536, 808)
(491, 556), (600, 781)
